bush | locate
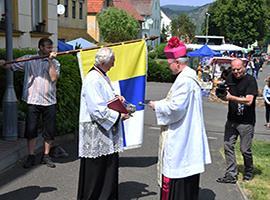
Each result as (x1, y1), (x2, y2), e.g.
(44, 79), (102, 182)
(148, 50), (157, 59)
(155, 43), (167, 59)
(147, 58), (175, 83)
(56, 55), (81, 135)
(0, 49), (81, 136)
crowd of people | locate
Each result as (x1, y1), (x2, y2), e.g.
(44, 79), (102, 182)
(0, 36), (268, 199)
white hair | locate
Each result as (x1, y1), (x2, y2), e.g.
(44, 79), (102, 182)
(95, 47), (114, 66)
(176, 57), (189, 63)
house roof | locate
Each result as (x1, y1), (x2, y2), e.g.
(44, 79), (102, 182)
(129, 0), (152, 16)
(113, 0), (144, 21)
(87, 0), (104, 13)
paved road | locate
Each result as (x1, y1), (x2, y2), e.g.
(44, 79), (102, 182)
(0, 65), (270, 199)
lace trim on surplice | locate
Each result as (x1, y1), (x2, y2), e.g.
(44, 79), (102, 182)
(78, 121), (123, 158)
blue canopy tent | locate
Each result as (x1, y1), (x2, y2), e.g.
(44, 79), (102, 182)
(57, 40), (73, 52)
(187, 44), (221, 57)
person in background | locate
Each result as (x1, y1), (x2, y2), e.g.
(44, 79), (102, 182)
(263, 76), (270, 128)
(149, 37), (211, 200)
(0, 37), (60, 169)
(77, 47), (129, 200)
(216, 59), (258, 184)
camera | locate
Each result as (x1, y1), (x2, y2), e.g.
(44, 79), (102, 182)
(215, 82), (228, 98)
(215, 82), (235, 98)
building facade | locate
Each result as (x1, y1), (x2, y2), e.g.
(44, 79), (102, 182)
(58, 0), (93, 42)
(87, 0), (160, 46)
(0, 0), (58, 49)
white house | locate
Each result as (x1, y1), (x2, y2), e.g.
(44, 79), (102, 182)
(160, 10), (171, 40)
(132, 0), (161, 47)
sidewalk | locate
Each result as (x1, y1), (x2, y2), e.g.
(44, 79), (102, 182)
(0, 136), (43, 174)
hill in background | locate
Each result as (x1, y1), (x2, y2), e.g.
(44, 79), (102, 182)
(161, 4), (212, 34)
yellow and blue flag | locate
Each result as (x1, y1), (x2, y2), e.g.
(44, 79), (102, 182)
(77, 40), (147, 149)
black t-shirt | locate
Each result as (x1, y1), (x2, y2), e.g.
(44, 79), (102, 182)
(226, 73), (258, 125)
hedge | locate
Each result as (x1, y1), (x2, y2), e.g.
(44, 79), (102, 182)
(147, 57), (176, 83)
(0, 49), (81, 136)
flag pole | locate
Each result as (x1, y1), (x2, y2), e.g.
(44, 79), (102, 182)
(4, 36), (159, 65)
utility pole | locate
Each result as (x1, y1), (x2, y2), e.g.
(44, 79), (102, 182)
(205, 12), (210, 44)
(2, 0), (18, 140)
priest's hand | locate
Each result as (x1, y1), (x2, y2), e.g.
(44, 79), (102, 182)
(116, 95), (125, 103)
(121, 113), (130, 121)
(148, 101), (155, 111)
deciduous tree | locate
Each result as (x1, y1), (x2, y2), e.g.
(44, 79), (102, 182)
(207, 0), (270, 47)
(97, 7), (139, 43)
(171, 14), (196, 42)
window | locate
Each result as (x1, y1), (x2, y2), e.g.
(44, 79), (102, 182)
(0, 0), (4, 18)
(72, 0), (76, 19)
(79, 2), (83, 19)
(31, 0), (43, 31)
(104, 0), (113, 7)
(0, 0), (4, 29)
(64, 0), (68, 17)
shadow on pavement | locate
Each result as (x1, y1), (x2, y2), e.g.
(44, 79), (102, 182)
(0, 186), (57, 200)
(119, 181), (157, 200)
(199, 188), (216, 200)
(119, 156), (157, 168)
(51, 139), (78, 164)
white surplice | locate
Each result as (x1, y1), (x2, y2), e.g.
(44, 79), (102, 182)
(78, 70), (123, 158)
(155, 66), (211, 185)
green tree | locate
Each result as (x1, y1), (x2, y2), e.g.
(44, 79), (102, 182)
(171, 14), (196, 41)
(207, 0), (270, 47)
(97, 7), (139, 43)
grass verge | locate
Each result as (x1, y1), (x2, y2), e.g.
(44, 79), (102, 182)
(235, 140), (270, 200)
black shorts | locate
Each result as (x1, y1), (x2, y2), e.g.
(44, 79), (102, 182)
(25, 104), (56, 141)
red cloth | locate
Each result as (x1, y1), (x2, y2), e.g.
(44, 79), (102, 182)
(161, 175), (171, 200)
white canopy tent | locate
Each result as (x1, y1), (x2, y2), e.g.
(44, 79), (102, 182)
(186, 43), (247, 52)
(66, 38), (96, 49)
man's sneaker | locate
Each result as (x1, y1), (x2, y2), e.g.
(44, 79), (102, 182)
(216, 174), (237, 184)
(23, 155), (35, 169)
(243, 173), (253, 181)
(41, 155), (56, 168)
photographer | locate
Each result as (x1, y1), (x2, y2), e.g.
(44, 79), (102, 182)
(216, 58), (258, 184)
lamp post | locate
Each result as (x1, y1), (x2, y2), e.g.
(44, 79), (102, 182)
(2, 0), (18, 140)
(205, 12), (210, 44)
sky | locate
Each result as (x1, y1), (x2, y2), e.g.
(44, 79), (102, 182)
(160, 0), (215, 6)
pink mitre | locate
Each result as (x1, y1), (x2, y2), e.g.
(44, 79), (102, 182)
(164, 36), (187, 59)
